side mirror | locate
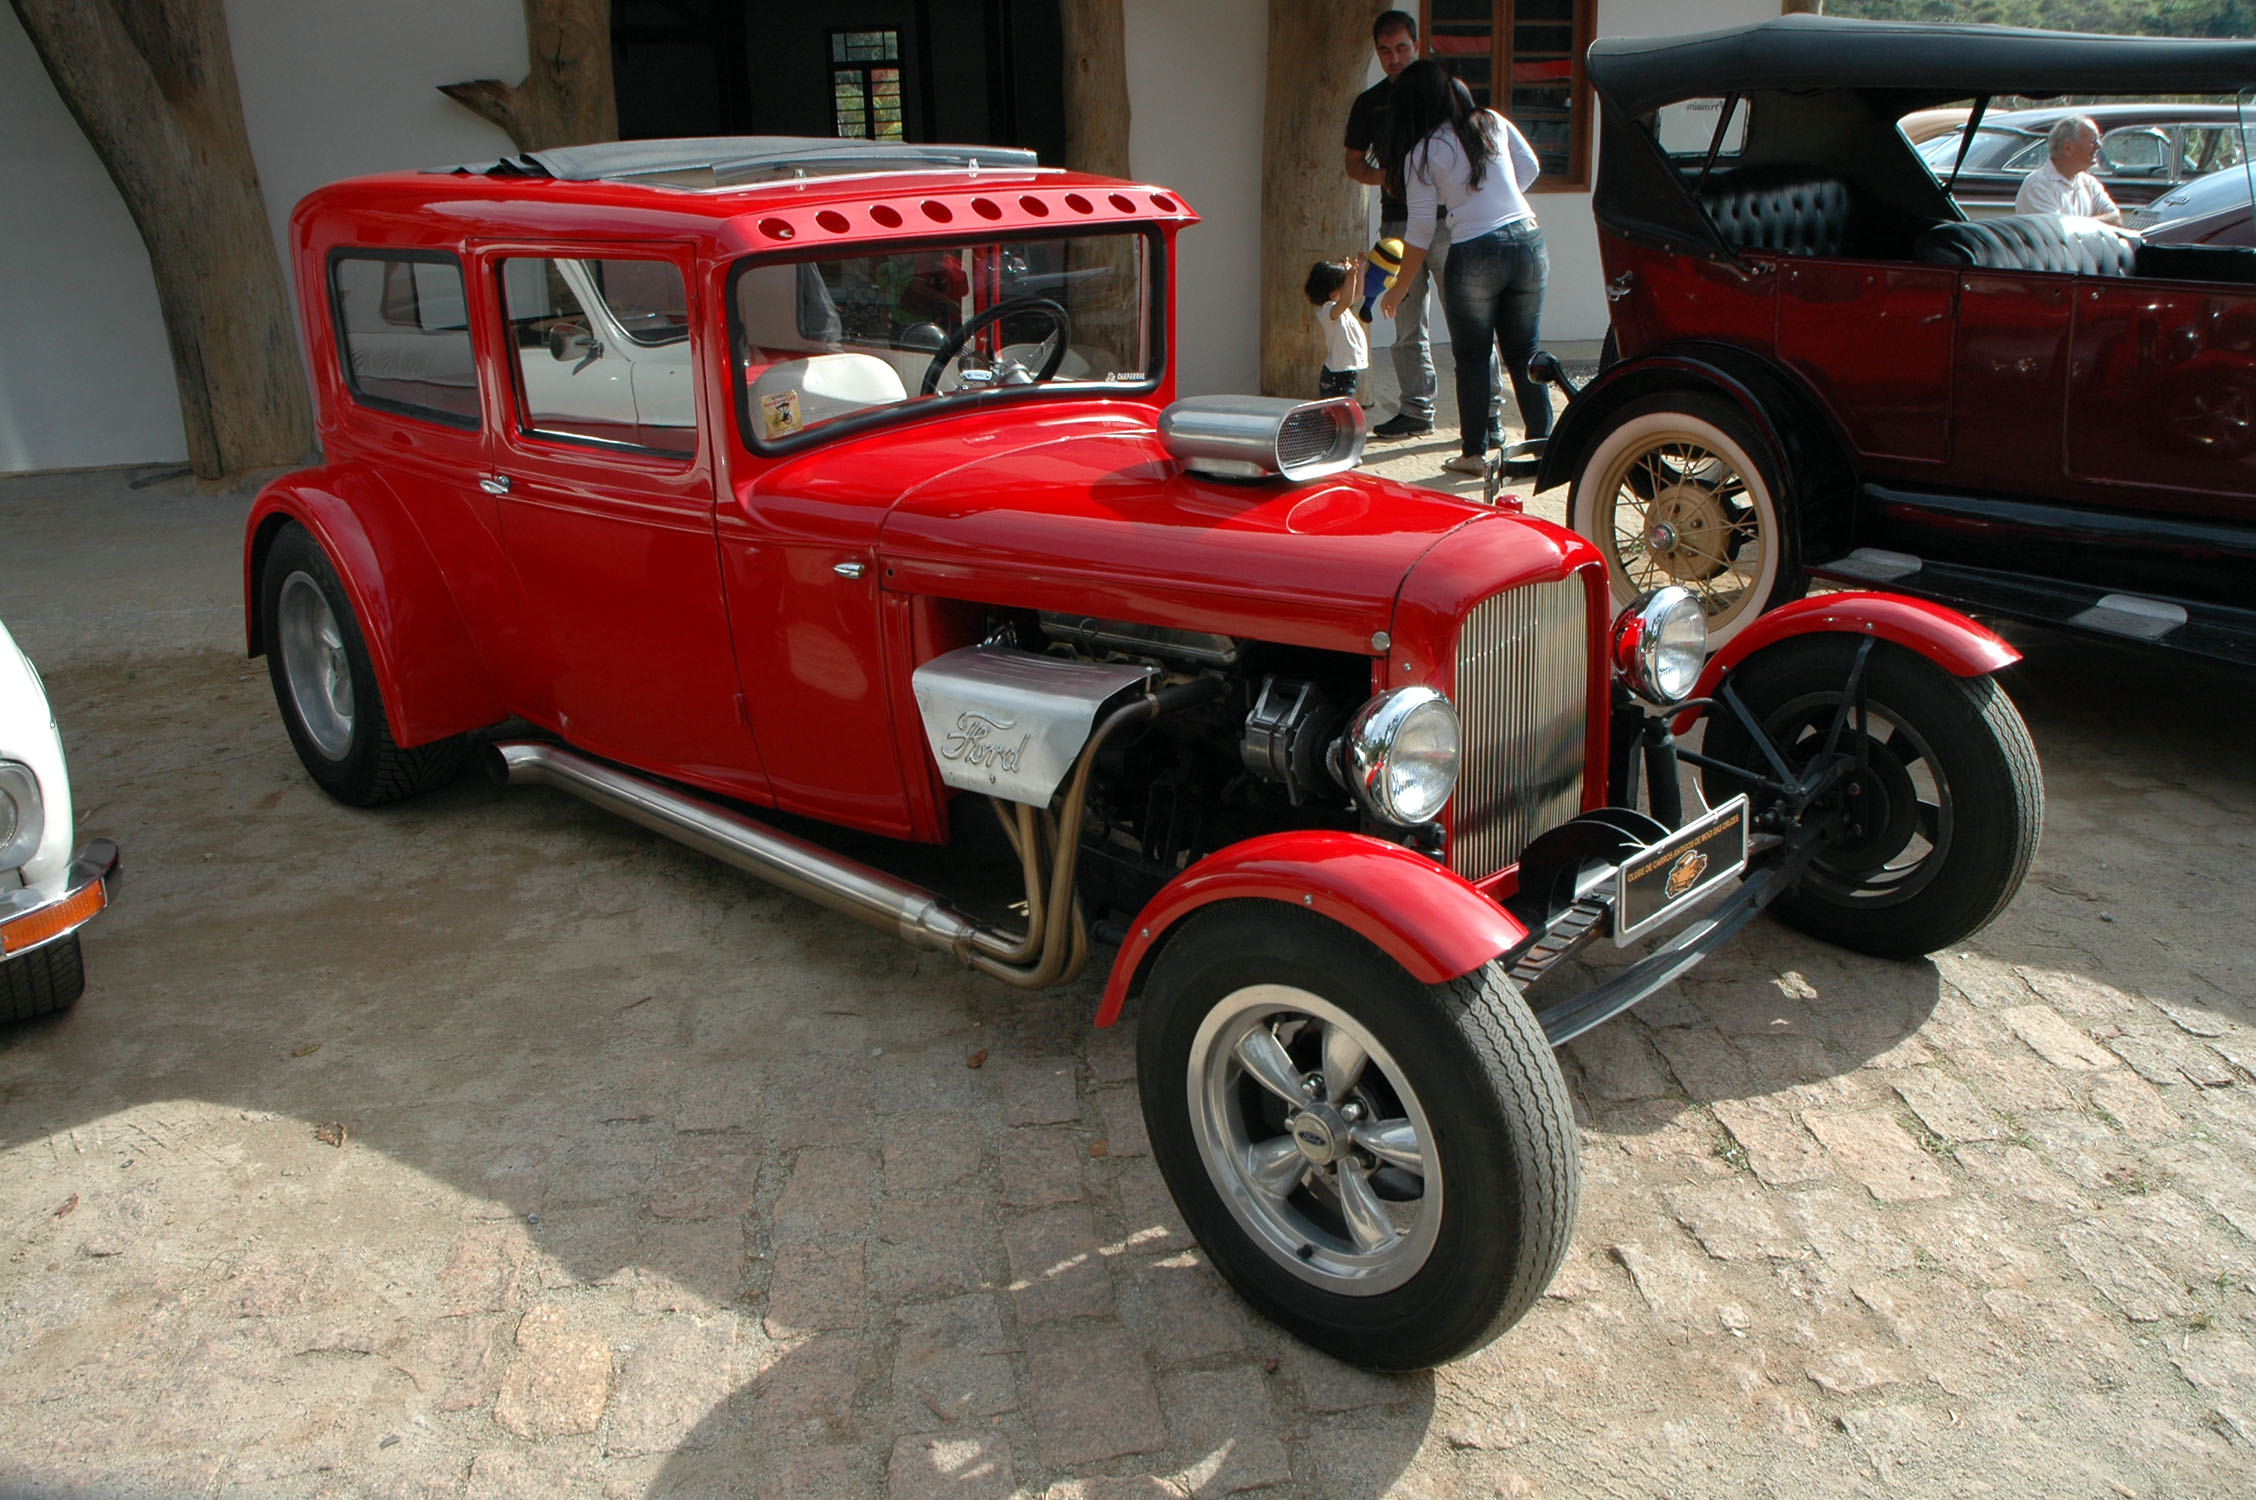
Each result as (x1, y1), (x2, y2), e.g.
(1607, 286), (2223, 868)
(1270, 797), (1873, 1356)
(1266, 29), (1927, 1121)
(546, 322), (601, 366)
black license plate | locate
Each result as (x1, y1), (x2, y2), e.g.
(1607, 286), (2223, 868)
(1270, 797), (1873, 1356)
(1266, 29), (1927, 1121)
(1613, 796), (1749, 944)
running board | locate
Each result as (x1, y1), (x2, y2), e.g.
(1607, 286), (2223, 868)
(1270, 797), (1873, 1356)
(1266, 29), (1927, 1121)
(1808, 552), (2256, 670)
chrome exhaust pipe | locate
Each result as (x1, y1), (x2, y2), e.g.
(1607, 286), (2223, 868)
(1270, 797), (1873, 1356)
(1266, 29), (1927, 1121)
(491, 741), (989, 957)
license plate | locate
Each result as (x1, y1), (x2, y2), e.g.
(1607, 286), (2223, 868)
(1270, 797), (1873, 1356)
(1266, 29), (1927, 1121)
(1613, 796), (1749, 945)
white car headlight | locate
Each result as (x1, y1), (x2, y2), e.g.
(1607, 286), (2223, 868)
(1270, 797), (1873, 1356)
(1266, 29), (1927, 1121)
(1342, 686), (1460, 826)
(0, 760), (42, 871)
(1612, 586), (1707, 704)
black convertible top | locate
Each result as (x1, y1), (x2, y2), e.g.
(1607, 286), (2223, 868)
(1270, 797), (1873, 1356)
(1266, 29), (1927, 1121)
(1589, 14), (2256, 116)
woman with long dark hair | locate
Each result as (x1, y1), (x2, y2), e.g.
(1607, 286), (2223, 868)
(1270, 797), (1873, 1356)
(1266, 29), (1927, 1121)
(1378, 59), (1549, 477)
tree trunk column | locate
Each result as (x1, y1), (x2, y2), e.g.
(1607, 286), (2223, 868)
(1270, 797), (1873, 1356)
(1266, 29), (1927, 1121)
(1258, 0), (1373, 399)
(11, 0), (313, 479)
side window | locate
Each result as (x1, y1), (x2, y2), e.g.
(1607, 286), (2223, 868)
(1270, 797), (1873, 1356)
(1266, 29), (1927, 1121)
(1650, 96), (1747, 162)
(498, 255), (697, 457)
(2098, 127), (2170, 178)
(330, 252), (478, 426)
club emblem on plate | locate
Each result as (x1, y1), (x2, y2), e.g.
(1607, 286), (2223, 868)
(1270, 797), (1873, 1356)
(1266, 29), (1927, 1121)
(1664, 848), (1709, 899)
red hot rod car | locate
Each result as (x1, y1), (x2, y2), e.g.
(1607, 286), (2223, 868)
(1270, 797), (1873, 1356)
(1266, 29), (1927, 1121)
(247, 137), (2042, 1369)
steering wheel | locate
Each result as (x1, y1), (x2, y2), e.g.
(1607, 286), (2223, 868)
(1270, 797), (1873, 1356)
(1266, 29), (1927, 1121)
(920, 297), (1071, 395)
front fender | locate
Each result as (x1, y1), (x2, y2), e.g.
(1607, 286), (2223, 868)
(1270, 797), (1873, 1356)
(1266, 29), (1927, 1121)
(1671, 591), (2020, 736)
(245, 470), (500, 749)
(1094, 831), (1528, 1028)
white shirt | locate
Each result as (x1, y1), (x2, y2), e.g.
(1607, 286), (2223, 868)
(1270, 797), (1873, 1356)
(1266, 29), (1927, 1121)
(1319, 303), (1368, 373)
(2014, 159), (2118, 219)
(1403, 111), (1541, 250)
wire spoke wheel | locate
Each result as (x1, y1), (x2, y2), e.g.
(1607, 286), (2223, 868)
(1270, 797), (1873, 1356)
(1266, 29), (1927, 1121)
(1568, 393), (1802, 650)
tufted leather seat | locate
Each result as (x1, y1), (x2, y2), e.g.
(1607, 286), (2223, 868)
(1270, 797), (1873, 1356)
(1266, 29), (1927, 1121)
(1912, 214), (2141, 278)
(1698, 169), (1854, 257)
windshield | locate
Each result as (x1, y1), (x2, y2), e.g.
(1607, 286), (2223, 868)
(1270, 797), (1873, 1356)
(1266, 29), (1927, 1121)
(729, 230), (1154, 449)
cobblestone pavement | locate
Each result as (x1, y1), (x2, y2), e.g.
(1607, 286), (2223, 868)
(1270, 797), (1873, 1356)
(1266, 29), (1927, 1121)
(3, 433), (2254, 1500)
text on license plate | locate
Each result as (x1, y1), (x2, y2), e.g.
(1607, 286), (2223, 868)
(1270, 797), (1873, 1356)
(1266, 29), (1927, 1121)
(1613, 796), (1749, 945)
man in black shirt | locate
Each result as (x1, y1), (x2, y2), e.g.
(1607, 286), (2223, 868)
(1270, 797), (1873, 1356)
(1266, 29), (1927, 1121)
(1343, 9), (1498, 441)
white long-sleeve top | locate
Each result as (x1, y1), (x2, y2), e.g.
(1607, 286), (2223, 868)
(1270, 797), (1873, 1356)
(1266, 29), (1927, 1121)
(1403, 111), (1541, 250)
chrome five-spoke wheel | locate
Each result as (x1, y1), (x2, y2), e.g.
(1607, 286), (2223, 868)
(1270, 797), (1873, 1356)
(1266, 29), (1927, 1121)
(1188, 985), (1441, 1295)
(277, 569), (356, 760)
(1138, 904), (1578, 1370)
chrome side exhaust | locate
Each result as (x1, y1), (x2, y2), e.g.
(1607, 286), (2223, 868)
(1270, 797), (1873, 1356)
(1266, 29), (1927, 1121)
(490, 680), (1222, 990)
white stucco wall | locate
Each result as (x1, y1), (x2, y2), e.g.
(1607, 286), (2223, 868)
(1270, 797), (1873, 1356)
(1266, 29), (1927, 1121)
(1124, 0), (1269, 397)
(0, 8), (187, 472)
(0, 1), (519, 474)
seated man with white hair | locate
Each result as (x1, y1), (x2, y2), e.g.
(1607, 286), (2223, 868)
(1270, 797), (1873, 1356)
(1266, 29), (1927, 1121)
(2013, 116), (2123, 224)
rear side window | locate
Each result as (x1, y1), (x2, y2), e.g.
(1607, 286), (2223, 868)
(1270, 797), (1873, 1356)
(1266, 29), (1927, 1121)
(329, 252), (479, 426)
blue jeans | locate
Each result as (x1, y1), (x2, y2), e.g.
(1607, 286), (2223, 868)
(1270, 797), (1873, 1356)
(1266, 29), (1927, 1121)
(1438, 220), (1551, 457)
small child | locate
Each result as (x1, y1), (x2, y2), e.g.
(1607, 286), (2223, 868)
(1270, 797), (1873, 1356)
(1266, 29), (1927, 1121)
(1304, 258), (1367, 401)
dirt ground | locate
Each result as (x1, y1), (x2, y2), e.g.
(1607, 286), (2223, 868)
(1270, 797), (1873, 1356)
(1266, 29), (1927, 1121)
(3, 449), (2254, 1500)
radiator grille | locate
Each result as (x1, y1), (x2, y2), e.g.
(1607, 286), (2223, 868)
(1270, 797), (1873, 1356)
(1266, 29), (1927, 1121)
(1448, 573), (1591, 880)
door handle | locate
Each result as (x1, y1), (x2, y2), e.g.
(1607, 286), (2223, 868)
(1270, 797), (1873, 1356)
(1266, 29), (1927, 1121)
(479, 475), (512, 495)
(1605, 272), (1636, 303)
(833, 560), (867, 579)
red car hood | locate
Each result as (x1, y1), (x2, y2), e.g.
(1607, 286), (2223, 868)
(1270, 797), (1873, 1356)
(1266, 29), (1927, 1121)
(866, 409), (1565, 655)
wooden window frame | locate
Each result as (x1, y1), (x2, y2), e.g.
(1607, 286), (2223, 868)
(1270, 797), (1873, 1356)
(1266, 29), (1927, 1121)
(828, 28), (904, 142)
(1422, 1), (1597, 192)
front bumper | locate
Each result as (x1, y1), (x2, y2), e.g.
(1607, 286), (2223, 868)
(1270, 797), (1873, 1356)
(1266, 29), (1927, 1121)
(1, 839), (120, 960)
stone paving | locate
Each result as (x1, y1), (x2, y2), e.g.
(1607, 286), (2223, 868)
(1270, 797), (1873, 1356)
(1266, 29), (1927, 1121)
(2, 402), (2254, 1497)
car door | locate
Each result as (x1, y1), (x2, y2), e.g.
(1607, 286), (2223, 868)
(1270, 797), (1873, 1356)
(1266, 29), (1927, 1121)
(481, 243), (768, 799)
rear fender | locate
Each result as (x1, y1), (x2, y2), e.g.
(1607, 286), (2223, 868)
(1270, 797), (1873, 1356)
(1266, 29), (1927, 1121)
(245, 472), (499, 748)
(1671, 591), (2020, 736)
(1093, 831), (1527, 1028)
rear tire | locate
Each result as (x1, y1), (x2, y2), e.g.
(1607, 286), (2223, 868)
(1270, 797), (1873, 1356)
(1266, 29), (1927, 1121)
(2, 934), (84, 1023)
(260, 522), (465, 806)
(1137, 903), (1577, 1370)
(1703, 637), (2043, 958)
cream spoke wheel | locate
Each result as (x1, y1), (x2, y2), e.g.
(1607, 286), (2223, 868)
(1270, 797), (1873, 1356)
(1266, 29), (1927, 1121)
(1567, 395), (1801, 650)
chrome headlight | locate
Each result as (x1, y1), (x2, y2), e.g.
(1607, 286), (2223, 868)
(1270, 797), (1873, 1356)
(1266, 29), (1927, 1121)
(1342, 686), (1460, 826)
(1612, 586), (1707, 704)
(0, 761), (42, 871)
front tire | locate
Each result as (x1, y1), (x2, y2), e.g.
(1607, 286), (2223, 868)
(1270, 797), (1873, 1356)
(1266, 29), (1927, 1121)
(1702, 637), (2043, 958)
(1137, 903), (1577, 1370)
(2, 934), (84, 1023)
(260, 523), (465, 806)
(1567, 392), (1804, 650)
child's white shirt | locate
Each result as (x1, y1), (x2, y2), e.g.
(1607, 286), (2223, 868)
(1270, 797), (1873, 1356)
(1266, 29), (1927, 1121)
(1320, 302), (1368, 373)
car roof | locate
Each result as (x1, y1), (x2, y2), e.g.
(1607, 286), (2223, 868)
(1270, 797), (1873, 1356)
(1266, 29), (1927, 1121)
(294, 137), (1199, 257)
(1588, 14), (2256, 117)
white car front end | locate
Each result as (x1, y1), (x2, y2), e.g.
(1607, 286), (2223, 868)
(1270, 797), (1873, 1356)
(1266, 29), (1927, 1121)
(1, 617), (117, 1016)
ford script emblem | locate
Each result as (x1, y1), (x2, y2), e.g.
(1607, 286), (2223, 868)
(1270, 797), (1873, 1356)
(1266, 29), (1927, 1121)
(1664, 849), (1708, 899)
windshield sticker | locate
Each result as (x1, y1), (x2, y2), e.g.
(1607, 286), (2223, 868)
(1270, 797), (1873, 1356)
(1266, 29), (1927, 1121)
(759, 387), (802, 440)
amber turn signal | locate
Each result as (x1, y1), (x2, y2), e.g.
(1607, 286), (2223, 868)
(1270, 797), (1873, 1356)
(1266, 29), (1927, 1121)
(0, 880), (106, 955)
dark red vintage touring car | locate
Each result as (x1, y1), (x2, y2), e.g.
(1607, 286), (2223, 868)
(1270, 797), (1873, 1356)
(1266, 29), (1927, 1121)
(247, 136), (2041, 1368)
(1539, 15), (2256, 670)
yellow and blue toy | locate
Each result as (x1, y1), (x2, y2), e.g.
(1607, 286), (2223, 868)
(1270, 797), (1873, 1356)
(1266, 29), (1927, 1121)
(1358, 236), (1406, 323)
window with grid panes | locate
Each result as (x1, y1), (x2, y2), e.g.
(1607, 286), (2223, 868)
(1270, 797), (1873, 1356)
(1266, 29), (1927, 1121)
(829, 29), (903, 141)
(1423, 1), (1595, 189)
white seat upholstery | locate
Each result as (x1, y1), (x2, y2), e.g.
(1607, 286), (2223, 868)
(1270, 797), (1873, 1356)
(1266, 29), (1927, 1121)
(746, 353), (908, 433)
